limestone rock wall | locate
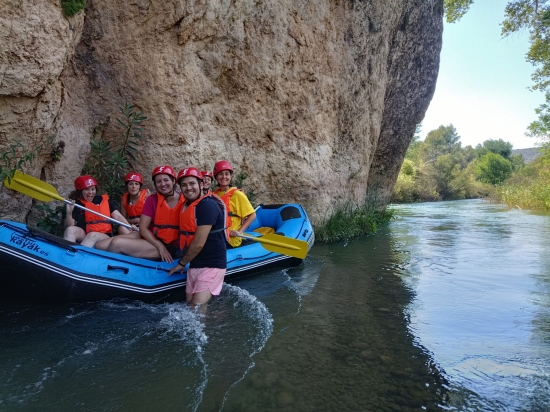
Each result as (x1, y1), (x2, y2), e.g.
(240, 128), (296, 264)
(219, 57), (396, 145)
(0, 0), (443, 223)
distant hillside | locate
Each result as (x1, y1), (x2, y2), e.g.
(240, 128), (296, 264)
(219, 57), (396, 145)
(512, 147), (543, 163)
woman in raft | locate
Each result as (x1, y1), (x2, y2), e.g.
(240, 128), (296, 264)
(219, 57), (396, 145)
(212, 160), (256, 248)
(120, 172), (150, 226)
(96, 166), (183, 261)
(63, 175), (133, 248)
(201, 170), (214, 195)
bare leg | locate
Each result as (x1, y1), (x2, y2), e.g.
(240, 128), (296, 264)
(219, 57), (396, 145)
(95, 231), (141, 251)
(81, 232), (109, 248)
(94, 237), (112, 251)
(64, 226), (86, 243)
(190, 290), (212, 306)
(107, 236), (162, 259)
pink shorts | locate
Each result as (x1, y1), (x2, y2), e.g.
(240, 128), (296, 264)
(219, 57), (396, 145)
(186, 268), (226, 295)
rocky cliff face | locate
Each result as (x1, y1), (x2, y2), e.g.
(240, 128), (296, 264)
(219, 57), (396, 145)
(0, 0), (443, 223)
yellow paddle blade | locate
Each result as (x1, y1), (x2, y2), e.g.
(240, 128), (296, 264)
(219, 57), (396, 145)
(4, 171), (64, 202)
(239, 233), (309, 259)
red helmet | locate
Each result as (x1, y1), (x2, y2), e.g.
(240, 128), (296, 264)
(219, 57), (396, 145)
(152, 165), (176, 181)
(177, 167), (203, 183)
(213, 160), (233, 177)
(74, 175), (97, 191)
(201, 170), (213, 179)
(124, 172), (143, 184)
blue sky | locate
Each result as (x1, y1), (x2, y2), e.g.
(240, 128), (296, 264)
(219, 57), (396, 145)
(421, 0), (546, 149)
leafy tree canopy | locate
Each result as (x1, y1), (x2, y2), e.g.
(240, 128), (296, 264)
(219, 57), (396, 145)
(475, 139), (513, 159)
(527, 93), (550, 140)
(510, 153), (526, 170)
(432, 153), (464, 199)
(422, 124), (462, 162)
(405, 123), (424, 162)
(444, 0), (474, 23)
(474, 152), (513, 184)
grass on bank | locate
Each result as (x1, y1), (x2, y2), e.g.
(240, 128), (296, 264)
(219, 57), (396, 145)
(496, 176), (550, 210)
(313, 197), (393, 244)
(494, 147), (550, 210)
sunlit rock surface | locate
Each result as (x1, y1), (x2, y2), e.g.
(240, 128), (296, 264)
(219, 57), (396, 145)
(0, 0), (443, 222)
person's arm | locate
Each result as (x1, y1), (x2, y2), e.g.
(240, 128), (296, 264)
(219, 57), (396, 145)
(64, 201), (76, 229)
(111, 209), (136, 234)
(120, 202), (128, 219)
(229, 191), (256, 237)
(168, 225), (211, 275)
(138, 214), (173, 262)
(239, 212), (256, 233)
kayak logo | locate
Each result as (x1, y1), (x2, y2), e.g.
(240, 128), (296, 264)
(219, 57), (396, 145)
(10, 233), (49, 256)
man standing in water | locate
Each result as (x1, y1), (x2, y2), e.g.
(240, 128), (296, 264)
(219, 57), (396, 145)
(168, 167), (228, 308)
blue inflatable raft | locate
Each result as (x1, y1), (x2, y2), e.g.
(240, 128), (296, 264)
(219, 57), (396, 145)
(0, 204), (314, 303)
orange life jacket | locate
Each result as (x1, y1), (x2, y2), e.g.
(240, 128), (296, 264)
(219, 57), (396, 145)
(213, 187), (239, 234)
(151, 193), (184, 244)
(179, 193), (229, 252)
(80, 194), (112, 234)
(122, 190), (147, 220)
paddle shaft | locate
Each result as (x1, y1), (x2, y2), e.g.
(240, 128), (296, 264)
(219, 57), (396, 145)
(11, 173), (132, 229)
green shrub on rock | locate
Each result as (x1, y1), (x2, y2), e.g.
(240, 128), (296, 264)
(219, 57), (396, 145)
(61, 0), (86, 17)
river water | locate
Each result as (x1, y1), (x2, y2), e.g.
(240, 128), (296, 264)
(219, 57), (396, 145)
(1, 199), (549, 411)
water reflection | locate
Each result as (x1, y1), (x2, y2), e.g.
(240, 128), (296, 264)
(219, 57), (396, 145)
(391, 200), (550, 411)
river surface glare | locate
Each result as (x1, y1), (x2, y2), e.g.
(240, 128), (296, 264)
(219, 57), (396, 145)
(1, 199), (550, 411)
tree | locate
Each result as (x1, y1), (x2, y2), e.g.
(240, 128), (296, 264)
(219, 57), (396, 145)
(444, 0), (474, 23)
(405, 123), (424, 162)
(475, 139), (513, 159)
(474, 152), (513, 184)
(510, 153), (526, 171)
(431, 153), (464, 199)
(421, 124), (462, 163)
(527, 93), (550, 140)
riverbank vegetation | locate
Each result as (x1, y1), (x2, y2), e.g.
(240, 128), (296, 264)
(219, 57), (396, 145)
(392, 125), (507, 202)
(440, 0), (550, 210)
(393, 124), (550, 211)
(314, 195), (393, 243)
(496, 146), (550, 210)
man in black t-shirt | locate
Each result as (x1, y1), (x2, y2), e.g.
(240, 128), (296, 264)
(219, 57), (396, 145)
(168, 167), (227, 307)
